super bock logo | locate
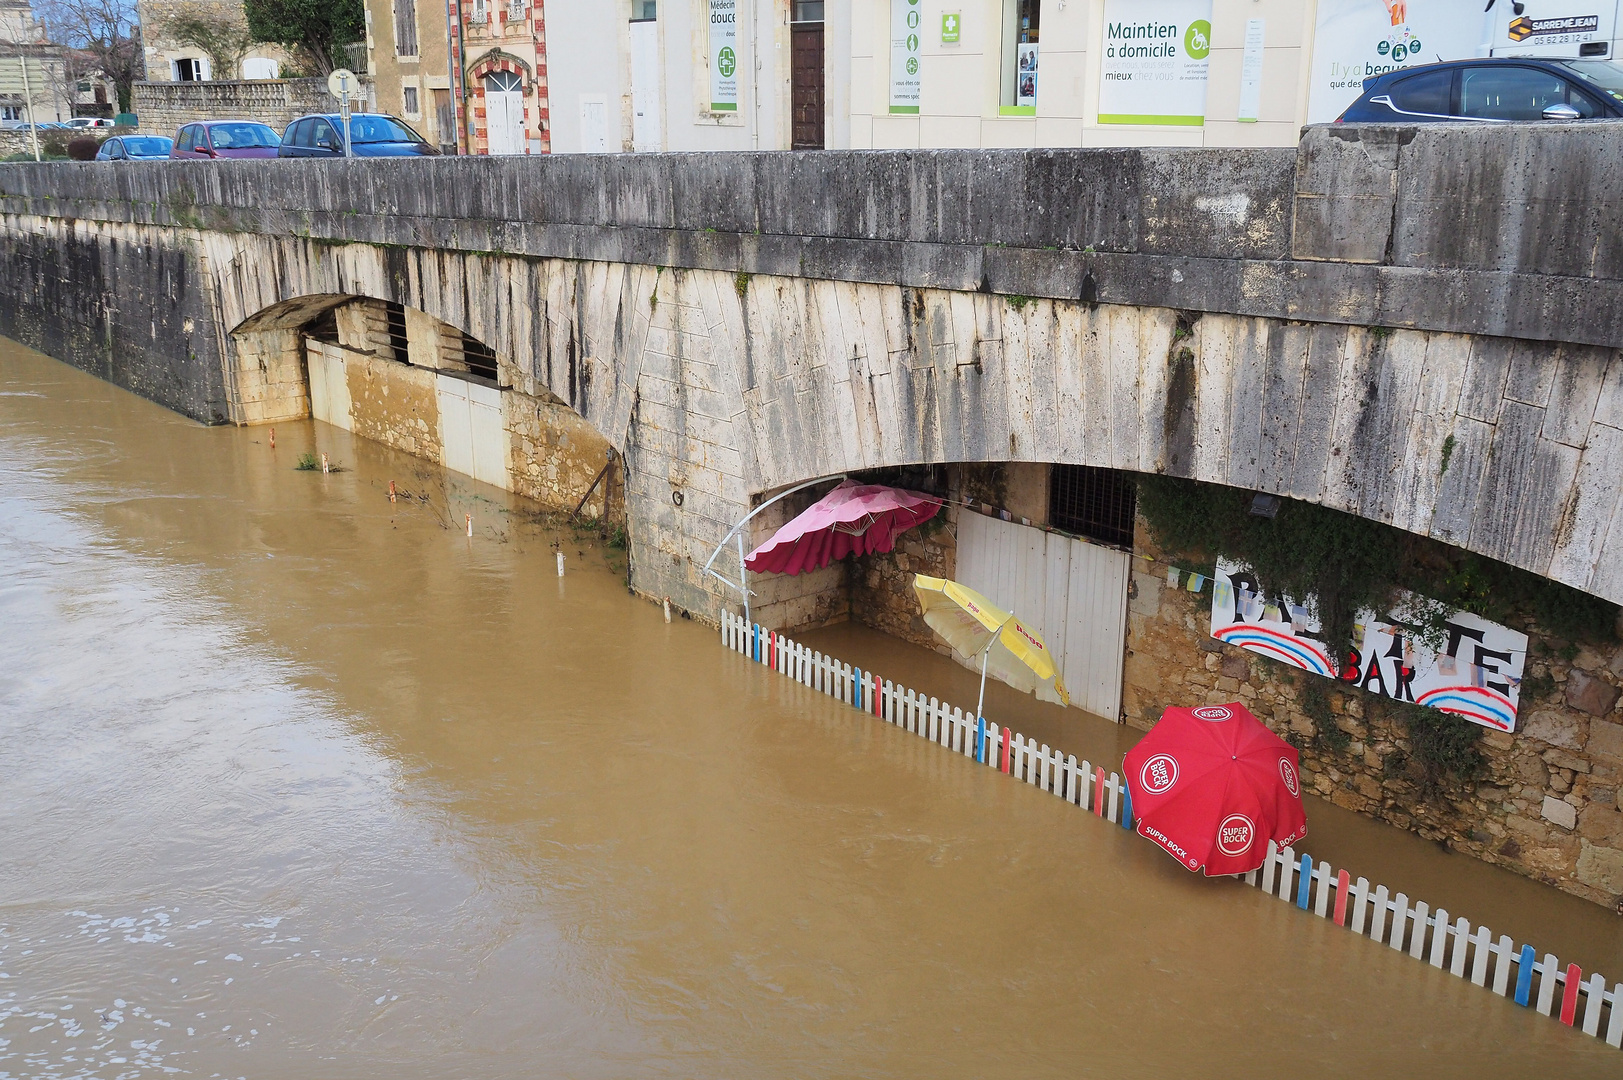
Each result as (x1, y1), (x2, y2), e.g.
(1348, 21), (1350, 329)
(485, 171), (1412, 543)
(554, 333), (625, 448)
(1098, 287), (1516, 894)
(1139, 754), (1179, 795)
(1279, 757), (1300, 797)
(1192, 706), (1232, 722)
(1217, 814), (1255, 857)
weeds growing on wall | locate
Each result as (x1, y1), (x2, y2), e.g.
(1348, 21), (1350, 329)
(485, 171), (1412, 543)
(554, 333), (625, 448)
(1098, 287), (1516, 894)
(1300, 682), (1351, 753)
(1380, 697), (1485, 797)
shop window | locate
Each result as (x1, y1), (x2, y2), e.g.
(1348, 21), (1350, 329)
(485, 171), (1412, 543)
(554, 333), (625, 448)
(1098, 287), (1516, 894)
(1049, 465), (1135, 548)
(402, 86), (420, 115)
(999, 0), (1039, 115)
(461, 333), (499, 382)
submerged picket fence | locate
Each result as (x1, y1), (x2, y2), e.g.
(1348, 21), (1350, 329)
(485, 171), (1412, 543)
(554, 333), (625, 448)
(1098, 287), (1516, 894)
(720, 610), (1622, 1049)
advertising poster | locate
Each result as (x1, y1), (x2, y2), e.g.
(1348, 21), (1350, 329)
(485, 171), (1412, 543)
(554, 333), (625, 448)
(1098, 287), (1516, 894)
(1098, 0), (1215, 126)
(1305, 0), (1488, 123)
(1237, 17), (1265, 121)
(890, 0), (922, 114)
(1210, 560), (1529, 732)
(709, 0), (739, 112)
(1017, 43), (1039, 106)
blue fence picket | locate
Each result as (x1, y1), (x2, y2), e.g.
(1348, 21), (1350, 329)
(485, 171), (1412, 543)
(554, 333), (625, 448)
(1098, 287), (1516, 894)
(1515, 945), (1537, 1007)
(1297, 854), (1313, 910)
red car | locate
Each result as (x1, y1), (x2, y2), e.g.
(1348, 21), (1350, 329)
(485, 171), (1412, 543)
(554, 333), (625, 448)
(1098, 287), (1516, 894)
(169, 121), (282, 160)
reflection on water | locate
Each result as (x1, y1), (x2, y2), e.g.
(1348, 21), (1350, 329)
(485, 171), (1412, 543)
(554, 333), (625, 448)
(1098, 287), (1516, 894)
(0, 338), (1616, 1078)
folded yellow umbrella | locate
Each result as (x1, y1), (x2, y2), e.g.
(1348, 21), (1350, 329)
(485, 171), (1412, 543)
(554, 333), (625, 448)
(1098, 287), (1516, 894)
(913, 575), (1070, 716)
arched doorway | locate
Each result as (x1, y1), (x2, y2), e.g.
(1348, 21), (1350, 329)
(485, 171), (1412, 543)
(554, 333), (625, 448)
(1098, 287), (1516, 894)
(483, 71), (525, 156)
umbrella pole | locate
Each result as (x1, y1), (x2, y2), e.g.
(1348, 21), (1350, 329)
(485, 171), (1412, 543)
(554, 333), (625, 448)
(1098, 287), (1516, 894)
(974, 646), (991, 763)
(737, 532), (751, 629)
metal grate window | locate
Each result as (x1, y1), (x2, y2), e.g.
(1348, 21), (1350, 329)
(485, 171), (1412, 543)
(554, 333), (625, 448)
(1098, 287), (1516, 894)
(383, 301), (410, 364)
(1048, 465), (1136, 548)
(461, 333), (499, 382)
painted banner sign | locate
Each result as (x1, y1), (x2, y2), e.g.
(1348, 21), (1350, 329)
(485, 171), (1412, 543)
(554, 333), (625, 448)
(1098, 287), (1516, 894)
(1210, 560), (1528, 732)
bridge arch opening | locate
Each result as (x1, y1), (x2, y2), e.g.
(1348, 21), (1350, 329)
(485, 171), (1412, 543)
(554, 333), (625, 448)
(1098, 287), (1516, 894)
(227, 294), (622, 525)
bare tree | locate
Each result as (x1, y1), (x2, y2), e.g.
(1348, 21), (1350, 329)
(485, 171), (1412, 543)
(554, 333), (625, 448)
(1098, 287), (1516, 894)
(161, 2), (255, 80)
(36, 0), (139, 112)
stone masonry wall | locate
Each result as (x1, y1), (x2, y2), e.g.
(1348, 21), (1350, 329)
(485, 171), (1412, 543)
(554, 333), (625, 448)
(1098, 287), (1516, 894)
(1123, 523), (1623, 911)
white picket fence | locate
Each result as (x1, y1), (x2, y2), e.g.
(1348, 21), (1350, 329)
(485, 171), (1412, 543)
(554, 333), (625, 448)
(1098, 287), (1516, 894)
(720, 609), (1622, 1049)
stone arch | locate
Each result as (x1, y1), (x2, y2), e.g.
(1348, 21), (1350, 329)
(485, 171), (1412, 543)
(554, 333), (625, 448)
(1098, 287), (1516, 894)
(225, 287), (623, 523)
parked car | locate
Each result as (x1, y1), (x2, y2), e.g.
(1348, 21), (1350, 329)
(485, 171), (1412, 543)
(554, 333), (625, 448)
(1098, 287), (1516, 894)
(95, 135), (174, 161)
(277, 113), (440, 158)
(1338, 58), (1623, 123)
(66, 117), (115, 129)
(170, 121), (282, 160)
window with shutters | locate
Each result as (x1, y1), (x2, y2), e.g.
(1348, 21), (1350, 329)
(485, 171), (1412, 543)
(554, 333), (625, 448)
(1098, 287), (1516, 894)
(394, 0), (418, 55)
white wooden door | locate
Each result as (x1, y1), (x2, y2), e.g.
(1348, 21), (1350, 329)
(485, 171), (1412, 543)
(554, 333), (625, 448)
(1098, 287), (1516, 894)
(305, 340), (352, 430)
(483, 72), (525, 156)
(955, 512), (1131, 721)
(578, 94), (609, 153)
(628, 20), (661, 152)
(436, 374), (508, 489)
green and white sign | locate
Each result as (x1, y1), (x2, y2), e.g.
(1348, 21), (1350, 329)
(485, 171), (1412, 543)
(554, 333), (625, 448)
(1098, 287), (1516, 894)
(941, 10), (960, 44)
(710, 0), (739, 112)
(890, 0), (922, 114)
(1098, 0), (1214, 126)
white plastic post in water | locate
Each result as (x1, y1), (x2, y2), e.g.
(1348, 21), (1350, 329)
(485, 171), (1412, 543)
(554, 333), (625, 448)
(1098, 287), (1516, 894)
(320, 452), (330, 475)
(465, 513), (472, 537)
(556, 551), (565, 576)
(663, 597), (672, 623)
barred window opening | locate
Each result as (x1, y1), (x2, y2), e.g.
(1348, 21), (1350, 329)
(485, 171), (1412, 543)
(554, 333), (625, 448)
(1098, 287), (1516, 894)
(1048, 465), (1135, 548)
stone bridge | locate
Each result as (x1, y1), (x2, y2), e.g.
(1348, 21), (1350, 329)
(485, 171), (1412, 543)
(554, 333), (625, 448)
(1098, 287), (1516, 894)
(4, 125), (1623, 621)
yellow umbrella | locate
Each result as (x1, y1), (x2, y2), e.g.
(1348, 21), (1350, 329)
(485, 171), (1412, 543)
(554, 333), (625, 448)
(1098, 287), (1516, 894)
(913, 575), (1070, 722)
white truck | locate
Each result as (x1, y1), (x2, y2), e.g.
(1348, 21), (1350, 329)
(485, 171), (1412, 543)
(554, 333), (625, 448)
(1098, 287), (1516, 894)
(1483, 0), (1619, 59)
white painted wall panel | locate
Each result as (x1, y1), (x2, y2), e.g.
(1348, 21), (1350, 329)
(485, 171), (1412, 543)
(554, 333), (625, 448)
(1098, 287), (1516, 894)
(306, 341), (352, 431)
(956, 511), (1129, 721)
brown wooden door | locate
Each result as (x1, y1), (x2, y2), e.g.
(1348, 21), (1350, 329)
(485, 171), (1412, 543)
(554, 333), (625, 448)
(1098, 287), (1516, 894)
(791, 22), (824, 150)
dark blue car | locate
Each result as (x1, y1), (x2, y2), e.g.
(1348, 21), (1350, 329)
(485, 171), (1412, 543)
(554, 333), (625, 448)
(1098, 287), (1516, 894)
(1337, 58), (1623, 123)
(277, 113), (440, 158)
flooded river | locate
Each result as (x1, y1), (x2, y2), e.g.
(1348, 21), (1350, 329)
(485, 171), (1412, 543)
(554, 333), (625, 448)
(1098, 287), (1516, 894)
(0, 337), (1618, 1078)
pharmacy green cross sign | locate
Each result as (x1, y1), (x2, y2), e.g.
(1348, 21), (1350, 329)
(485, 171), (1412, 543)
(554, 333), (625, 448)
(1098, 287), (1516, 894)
(718, 46), (736, 78)
(942, 11), (960, 43)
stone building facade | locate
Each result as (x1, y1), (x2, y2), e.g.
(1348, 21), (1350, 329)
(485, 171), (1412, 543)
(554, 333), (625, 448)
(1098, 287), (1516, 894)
(445, 0), (548, 154)
(362, 0), (455, 152)
(136, 0), (286, 82)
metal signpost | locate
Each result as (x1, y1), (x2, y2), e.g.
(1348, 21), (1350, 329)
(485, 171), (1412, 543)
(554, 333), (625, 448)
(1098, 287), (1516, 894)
(328, 68), (357, 156)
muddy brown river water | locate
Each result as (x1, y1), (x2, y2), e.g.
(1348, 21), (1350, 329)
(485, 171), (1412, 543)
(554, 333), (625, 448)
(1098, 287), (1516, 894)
(1, 337), (1619, 1078)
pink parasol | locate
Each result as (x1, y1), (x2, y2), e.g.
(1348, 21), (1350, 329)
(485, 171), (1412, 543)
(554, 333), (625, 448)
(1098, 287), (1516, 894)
(744, 480), (941, 576)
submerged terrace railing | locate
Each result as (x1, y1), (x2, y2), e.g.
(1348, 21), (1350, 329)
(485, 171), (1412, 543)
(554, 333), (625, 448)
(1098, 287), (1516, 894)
(719, 609), (1623, 1050)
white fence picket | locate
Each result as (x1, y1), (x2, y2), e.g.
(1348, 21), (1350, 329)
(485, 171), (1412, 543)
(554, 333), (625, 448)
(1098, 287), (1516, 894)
(1449, 917), (1470, 977)
(1492, 936), (1516, 997)
(1469, 925), (1491, 986)
(1408, 902), (1429, 960)
(1313, 862), (1332, 918)
(1277, 847), (1296, 903)
(1536, 954), (1560, 1016)
(1582, 973), (1606, 1036)
(1606, 983), (1623, 1047)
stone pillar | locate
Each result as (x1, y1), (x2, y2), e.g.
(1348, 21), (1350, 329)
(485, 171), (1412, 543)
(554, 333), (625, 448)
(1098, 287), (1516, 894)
(229, 328), (309, 425)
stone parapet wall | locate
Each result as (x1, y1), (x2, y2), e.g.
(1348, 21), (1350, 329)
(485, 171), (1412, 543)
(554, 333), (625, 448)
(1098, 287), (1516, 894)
(133, 78), (357, 138)
(1122, 526), (1623, 911)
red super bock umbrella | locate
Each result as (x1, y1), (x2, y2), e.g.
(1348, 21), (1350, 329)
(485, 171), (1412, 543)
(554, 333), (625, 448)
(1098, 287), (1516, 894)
(1123, 702), (1307, 876)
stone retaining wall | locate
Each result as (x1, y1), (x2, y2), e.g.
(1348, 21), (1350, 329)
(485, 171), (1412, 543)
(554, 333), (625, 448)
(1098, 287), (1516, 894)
(132, 78), (365, 138)
(1122, 526), (1623, 911)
